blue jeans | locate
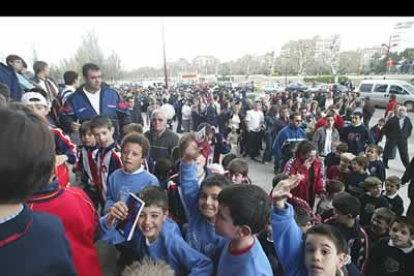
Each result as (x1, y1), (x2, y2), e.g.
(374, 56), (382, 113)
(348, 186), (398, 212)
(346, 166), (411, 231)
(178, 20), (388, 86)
(263, 131), (274, 162)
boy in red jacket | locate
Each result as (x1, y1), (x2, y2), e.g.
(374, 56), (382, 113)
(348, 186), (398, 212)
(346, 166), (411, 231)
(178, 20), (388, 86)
(27, 175), (103, 276)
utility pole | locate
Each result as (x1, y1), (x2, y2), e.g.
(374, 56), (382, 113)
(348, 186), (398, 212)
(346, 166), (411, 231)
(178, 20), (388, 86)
(161, 17), (168, 90)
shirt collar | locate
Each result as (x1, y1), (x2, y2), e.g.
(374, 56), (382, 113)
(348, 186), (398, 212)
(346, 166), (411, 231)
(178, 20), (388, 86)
(0, 205), (24, 224)
(123, 166), (144, 175)
(388, 239), (414, 253)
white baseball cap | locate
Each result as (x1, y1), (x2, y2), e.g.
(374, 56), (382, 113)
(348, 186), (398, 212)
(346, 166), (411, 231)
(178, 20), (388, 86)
(21, 92), (49, 107)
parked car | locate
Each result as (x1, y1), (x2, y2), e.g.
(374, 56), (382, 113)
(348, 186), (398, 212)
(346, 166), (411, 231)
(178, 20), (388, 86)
(308, 83), (328, 92)
(357, 80), (414, 111)
(286, 82), (309, 92)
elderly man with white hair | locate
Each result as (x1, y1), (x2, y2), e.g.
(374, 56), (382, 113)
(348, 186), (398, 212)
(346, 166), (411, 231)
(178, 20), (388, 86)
(383, 106), (413, 168)
(144, 108), (179, 163)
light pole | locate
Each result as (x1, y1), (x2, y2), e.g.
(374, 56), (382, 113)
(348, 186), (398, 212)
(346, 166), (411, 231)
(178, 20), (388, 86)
(381, 35), (398, 76)
(161, 17), (168, 90)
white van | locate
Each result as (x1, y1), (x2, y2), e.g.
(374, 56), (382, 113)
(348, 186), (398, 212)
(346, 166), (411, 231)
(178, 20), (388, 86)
(357, 80), (414, 111)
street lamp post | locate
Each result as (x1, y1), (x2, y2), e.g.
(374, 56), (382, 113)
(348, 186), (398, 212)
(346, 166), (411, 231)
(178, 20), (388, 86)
(382, 35), (398, 76)
(161, 18), (168, 90)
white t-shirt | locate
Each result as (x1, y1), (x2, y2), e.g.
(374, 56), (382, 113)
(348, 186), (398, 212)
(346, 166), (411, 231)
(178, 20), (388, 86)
(325, 98), (334, 110)
(83, 88), (101, 115)
(182, 105), (192, 120)
(229, 114), (241, 130)
(245, 110), (264, 132)
(323, 128), (333, 156)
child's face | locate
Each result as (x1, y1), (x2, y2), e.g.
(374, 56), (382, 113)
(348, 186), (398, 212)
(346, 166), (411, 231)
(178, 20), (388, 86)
(214, 204), (240, 239)
(368, 184), (382, 197)
(29, 104), (50, 118)
(370, 214), (389, 234)
(121, 142), (143, 173)
(92, 126), (114, 148)
(198, 185), (222, 222)
(351, 161), (363, 173)
(300, 221), (313, 234)
(228, 171), (244, 184)
(339, 158), (350, 170)
(304, 234), (346, 276)
(333, 208), (351, 225)
(81, 130), (96, 147)
(138, 205), (168, 243)
(385, 182), (399, 196)
(389, 222), (413, 248)
(365, 148), (378, 161)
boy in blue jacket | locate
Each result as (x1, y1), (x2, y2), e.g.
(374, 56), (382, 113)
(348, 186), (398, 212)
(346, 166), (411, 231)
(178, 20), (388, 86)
(99, 186), (213, 276)
(104, 133), (159, 214)
(215, 184), (273, 276)
(179, 133), (230, 267)
(271, 175), (352, 276)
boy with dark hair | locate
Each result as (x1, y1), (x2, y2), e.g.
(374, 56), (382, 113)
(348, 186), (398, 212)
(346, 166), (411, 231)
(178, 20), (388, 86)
(100, 186), (214, 276)
(370, 118), (385, 145)
(384, 176), (404, 216)
(104, 133), (159, 214)
(154, 158), (174, 190)
(325, 192), (370, 271)
(90, 115), (123, 206)
(366, 144), (386, 183)
(346, 156), (370, 197)
(325, 142), (349, 171)
(0, 105), (76, 275)
(364, 207), (395, 246)
(226, 158), (252, 184)
(215, 184), (273, 275)
(59, 70), (79, 105)
(180, 142), (231, 267)
(73, 120), (100, 207)
(316, 180), (345, 220)
(359, 177), (389, 226)
(366, 216), (414, 276)
(341, 112), (374, 155)
(221, 153), (237, 171)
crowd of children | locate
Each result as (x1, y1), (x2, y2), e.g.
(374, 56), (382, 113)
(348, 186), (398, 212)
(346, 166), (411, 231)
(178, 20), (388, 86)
(1, 84), (414, 276)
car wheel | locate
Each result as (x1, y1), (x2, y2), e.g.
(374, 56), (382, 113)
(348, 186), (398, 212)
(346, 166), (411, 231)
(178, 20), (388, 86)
(404, 101), (414, 112)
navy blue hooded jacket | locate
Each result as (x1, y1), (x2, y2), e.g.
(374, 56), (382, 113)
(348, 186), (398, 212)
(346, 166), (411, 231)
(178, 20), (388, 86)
(0, 63), (22, 101)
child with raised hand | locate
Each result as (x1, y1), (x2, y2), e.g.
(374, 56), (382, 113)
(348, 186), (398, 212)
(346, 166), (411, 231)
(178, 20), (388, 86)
(99, 186), (213, 276)
(180, 135), (231, 267)
(270, 175), (353, 276)
(366, 216), (414, 276)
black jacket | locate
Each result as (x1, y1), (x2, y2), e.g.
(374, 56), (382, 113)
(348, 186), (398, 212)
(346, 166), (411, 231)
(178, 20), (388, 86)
(383, 116), (413, 140)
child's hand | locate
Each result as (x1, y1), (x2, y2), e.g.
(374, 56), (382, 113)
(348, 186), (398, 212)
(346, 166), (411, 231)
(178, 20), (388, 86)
(55, 155), (68, 166)
(108, 201), (129, 223)
(271, 175), (302, 208)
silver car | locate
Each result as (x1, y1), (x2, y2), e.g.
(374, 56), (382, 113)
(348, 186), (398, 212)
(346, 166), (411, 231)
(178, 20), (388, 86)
(357, 80), (414, 111)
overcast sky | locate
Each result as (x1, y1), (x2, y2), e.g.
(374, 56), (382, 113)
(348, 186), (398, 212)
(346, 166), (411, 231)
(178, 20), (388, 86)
(0, 17), (411, 70)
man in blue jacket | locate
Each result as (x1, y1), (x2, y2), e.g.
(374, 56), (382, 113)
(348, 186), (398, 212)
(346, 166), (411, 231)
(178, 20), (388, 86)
(60, 63), (131, 141)
(0, 55), (23, 101)
(272, 113), (307, 173)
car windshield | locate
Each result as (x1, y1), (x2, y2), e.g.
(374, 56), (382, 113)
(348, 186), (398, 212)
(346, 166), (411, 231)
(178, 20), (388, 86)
(402, 83), (414, 94)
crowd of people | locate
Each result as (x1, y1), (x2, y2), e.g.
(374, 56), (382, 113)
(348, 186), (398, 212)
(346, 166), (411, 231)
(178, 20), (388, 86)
(0, 54), (414, 276)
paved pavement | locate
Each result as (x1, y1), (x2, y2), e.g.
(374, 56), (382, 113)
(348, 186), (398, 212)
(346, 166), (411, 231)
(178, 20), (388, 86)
(93, 108), (414, 275)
